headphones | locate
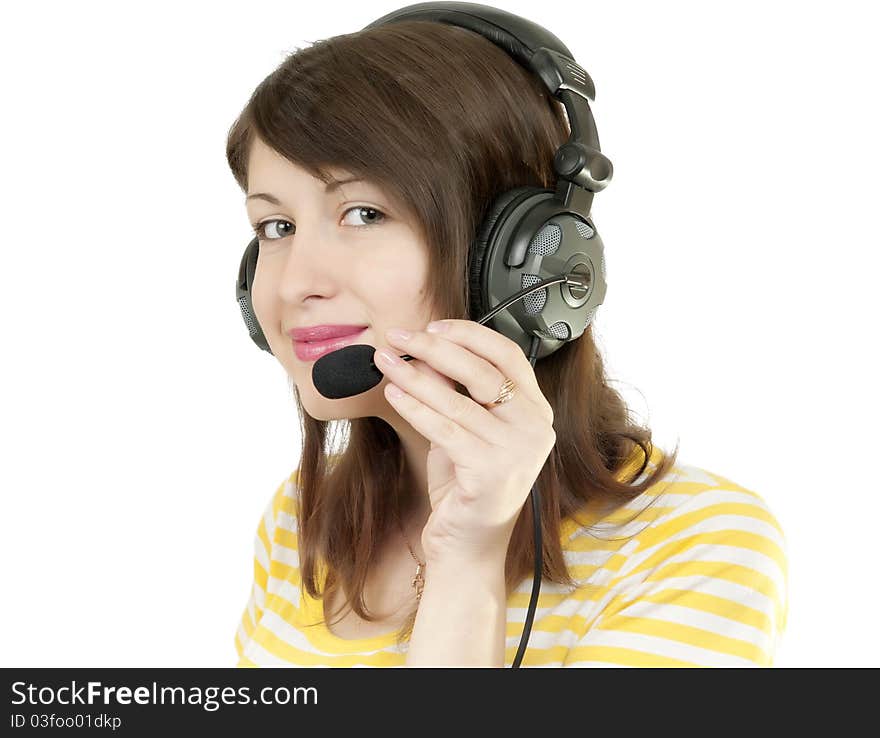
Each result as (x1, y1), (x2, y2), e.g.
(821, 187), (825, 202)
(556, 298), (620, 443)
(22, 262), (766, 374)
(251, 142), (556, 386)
(235, 0), (612, 362)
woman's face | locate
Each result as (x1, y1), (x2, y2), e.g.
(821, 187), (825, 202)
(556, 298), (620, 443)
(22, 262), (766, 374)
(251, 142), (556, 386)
(245, 137), (440, 421)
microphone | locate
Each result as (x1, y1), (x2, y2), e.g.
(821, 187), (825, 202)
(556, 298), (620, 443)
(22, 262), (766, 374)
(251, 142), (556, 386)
(312, 343), (391, 399)
(311, 273), (587, 399)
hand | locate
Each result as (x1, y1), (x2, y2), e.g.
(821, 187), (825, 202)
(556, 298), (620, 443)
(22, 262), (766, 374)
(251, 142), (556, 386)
(374, 319), (557, 564)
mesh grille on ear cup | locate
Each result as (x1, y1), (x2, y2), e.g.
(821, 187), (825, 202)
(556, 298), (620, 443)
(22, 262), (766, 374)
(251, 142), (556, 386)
(519, 221), (564, 315)
(237, 295), (260, 338)
(574, 218), (605, 280)
(537, 310), (594, 342)
(574, 220), (594, 239)
(529, 222), (561, 255)
(520, 273), (546, 314)
(546, 321), (572, 340)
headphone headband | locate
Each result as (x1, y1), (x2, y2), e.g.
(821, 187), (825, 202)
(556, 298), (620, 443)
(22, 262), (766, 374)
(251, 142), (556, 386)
(364, 1), (612, 205)
(364, 1), (576, 74)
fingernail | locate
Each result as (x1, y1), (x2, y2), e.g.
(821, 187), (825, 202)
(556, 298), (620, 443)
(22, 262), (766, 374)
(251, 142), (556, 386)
(377, 348), (402, 365)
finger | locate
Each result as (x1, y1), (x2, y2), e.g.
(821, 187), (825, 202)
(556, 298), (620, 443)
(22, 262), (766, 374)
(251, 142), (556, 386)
(382, 377), (495, 466)
(385, 326), (510, 409)
(375, 344), (510, 447)
(430, 320), (548, 411)
(391, 320), (552, 422)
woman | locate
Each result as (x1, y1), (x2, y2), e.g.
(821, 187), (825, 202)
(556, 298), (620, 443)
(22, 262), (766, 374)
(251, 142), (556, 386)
(225, 10), (788, 667)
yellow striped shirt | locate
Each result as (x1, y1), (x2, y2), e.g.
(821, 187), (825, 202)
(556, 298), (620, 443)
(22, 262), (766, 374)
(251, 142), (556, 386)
(235, 447), (788, 667)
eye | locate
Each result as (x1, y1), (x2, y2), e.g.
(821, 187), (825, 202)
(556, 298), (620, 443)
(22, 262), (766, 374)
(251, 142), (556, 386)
(340, 206), (387, 228)
(252, 219), (294, 241)
(251, 206), (386, 243)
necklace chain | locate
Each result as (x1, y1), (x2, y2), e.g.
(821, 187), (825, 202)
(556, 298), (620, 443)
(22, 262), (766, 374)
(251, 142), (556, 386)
(398, 517), (426, 602)
(393, 458), (426, 603)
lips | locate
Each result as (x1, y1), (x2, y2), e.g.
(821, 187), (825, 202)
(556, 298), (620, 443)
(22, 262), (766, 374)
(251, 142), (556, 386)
(288, 324), (368, 342)
(292, 328), (368, 362)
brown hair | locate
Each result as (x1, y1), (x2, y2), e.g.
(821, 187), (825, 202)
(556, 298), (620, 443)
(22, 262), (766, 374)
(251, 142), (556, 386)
(226, 20), (679, 651)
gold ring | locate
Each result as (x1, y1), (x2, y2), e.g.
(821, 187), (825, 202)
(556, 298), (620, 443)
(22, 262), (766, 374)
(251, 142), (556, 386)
(483, 378), (517, 409)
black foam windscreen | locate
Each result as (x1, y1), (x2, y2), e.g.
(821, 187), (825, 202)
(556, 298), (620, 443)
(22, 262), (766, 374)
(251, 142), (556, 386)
(311, 344), (413, 399)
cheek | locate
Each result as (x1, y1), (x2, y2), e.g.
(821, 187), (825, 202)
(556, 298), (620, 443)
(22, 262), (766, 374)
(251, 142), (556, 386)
(250, 271), (276, 327)
(375, 256), (430, 303)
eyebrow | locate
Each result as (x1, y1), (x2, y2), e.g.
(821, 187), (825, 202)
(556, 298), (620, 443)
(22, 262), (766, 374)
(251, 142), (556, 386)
(246, 177), (364, 205)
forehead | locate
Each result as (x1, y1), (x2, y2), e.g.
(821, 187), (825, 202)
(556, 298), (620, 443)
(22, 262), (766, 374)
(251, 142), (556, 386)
(243, 138), (417, 227)
(247, 137), (353, 190)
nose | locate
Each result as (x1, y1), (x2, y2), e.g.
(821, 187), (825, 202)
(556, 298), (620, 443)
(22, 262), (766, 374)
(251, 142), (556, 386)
(273, 222), (341, 303)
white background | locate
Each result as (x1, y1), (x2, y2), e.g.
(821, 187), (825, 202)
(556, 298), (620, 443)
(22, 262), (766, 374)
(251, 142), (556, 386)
(2, 0), (877, 667)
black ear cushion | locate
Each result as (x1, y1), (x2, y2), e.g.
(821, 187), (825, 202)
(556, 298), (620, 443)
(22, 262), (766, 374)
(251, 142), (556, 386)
(236, 237), (272, 354)
(237, 237), (259, 294)
(468, 186), (547, 320)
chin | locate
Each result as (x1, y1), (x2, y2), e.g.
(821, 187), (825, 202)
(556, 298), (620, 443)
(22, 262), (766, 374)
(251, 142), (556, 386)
(305, 383), (388, 421)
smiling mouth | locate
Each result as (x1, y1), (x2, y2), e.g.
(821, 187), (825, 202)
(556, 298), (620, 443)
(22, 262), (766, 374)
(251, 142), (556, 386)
(291, 328), (368, 362)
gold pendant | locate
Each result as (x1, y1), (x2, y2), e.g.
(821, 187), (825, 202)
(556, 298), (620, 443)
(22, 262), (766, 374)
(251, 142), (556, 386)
(411, 562), (425, 601)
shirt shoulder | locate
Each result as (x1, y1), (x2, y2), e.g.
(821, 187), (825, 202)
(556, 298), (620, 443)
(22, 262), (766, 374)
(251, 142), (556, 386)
(560, 457), (789, 666)
(565, 456), (787, 557)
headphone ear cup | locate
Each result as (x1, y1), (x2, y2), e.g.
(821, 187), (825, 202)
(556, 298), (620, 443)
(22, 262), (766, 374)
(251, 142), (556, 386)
(236, 237), (273, 354)
(469, 186), (548, 321)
